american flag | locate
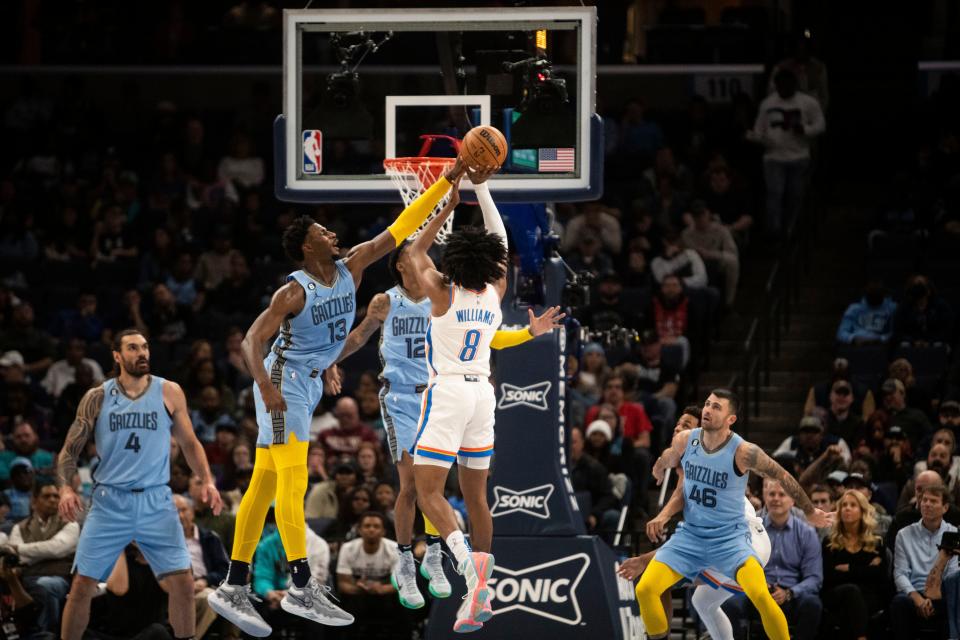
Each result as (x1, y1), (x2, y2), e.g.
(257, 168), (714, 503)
(538, 147), (575, 172)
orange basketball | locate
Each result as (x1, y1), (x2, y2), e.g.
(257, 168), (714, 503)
(460, 125), (508, 170)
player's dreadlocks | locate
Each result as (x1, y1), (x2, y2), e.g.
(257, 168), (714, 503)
(282, 215), (316, 262)
(388, 239), (410, 286)
(440, 226), (507, 291)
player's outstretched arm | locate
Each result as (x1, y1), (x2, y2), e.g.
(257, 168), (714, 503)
(344, 158), (467, 282)
(490, 306), (566, 349)
(56, 386), (104, 521)
(408, 181), (461, 315)
(468, 167), (511, 299)
(736, 441), (833, 528)
(652, 429), (692, 485)
(166, 380), (223, 515)
(241, 283), (306, 413)
(336, 293), (390, 364)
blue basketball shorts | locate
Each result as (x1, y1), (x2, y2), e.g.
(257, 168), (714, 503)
(379, 383), (425, 463)
(655, 521), (759, 583)
(74, 484), (190, 581)
(254, 354), (323, 447)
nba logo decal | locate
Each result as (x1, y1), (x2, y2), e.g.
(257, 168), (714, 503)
(302, 130), (322, 174)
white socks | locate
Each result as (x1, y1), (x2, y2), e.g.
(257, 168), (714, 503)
(446, 530), (472, 569)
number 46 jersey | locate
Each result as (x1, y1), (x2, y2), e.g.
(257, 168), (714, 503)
(425, 284), (502, 379)
(680, 427), (750, 538)
(380, 286), (432, 387)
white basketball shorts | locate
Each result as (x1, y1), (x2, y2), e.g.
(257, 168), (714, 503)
(411, 375), (495, 470)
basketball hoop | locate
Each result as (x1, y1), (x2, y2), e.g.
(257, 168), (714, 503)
(384, 134), (459, 244)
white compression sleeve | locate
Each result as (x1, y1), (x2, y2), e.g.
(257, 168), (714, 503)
(472, 182), (507, 250)
(691, 584), (735, 640)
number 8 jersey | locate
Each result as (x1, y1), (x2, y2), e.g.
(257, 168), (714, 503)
(425, 284), (502, 378)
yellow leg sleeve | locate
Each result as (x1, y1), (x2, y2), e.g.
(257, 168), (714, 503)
(424, 515), (439, 536)
(635, 559), (683, 638)
(387, 175), (453, 243)
(270, 436), (309, 561)
(736, 556), (789, 640)
(231, 447), (277, 563)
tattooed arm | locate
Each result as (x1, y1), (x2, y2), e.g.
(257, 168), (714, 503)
(735, 441), (835, 528)
(57, 386), (104, 522)
(924, 549), (957, 600)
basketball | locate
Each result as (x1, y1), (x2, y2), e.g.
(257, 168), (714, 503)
(460, 125), (508, 170)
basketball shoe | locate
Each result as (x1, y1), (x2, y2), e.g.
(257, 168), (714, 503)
(208, 583), (272, 637)
(391, 550), (425, 609)
(453, 551), (494, 633)
(281, 577), (355, 626)
(420, 542), (452, 598)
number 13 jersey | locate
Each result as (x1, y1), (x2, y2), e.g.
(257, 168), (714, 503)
(425, 284), (502, 379)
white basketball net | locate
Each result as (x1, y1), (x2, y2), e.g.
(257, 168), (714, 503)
(384, 157), (456, 245)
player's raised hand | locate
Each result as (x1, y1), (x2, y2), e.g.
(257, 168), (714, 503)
(528, 306), (566, 337)
(467, 164), (499, 185)
(324, 365), (343, 396)
(806, 508), (835, 529)
(259, 381), (287, 413)
(202, 480), (224, 516)
(58, 486), (84, 522)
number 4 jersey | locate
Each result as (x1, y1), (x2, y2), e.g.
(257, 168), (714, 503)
(93, 376), (172, 489)
(379, 286), (431, 387)
(680, 427), (749, 538)
(425, 284), (502, 379)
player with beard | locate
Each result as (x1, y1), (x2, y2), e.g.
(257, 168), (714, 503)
(56, 329), (224, 640)
(635, 389), (834, 640)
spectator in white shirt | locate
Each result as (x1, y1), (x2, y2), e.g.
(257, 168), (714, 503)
(750, 69), (825, 240)
(650, 230), (708, 290)
(40, 338), (104, 399)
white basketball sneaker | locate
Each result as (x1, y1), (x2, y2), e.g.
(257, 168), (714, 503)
(391, 550), (426, 609)
(281, 577), (355, 626)
(420, 542), (452, 598)
(208, 583), (272, 638)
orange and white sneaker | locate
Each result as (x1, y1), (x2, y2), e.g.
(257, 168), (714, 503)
(453, 552), (495, 633)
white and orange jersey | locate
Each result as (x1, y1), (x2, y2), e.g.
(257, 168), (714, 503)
(425, 284), (502, 378)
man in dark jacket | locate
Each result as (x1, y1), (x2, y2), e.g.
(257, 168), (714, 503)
(174, 494), (229, 638)
(569, 427), (620, 539)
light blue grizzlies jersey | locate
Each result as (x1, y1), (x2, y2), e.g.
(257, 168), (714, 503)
(379, 286), (431, 387)
(270, 261), (356, 370)
(681, 428), (749, 538)
(94, 377), (173, 490)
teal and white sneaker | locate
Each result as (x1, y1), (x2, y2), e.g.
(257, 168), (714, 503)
(420, 542), (452, 598)
(391, 551), (425, 609)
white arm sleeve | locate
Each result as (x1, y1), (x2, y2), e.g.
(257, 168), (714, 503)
(472, 182), (508, 250)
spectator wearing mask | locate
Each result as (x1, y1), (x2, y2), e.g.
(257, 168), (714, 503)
(820, 490), (888, 640)
(40, 338), (104, 400)
(891, 484), (957, 639)
(650, 230), (708, 290)
(319, 397), (380, 461)
(173, 494), (229, 639)
(4, 458), (36, 522)
(4, 481), (78, 633)
(804, 358), (876, 423)
(749, 68), (825, 240)
(725, 478), (824, 640)
(836, 279), (897, 345)
(0, 422), (54, 482)
(887, 470), (960, 550)
(584, 374), (654, 450)
(569, 428), (620, 539)
(648, 275), (692, 366)
(581, 272), (643, 333)
(893, 274), (954, 348)
(682, 200), (740, 308)
(880, 378), (932, 448)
